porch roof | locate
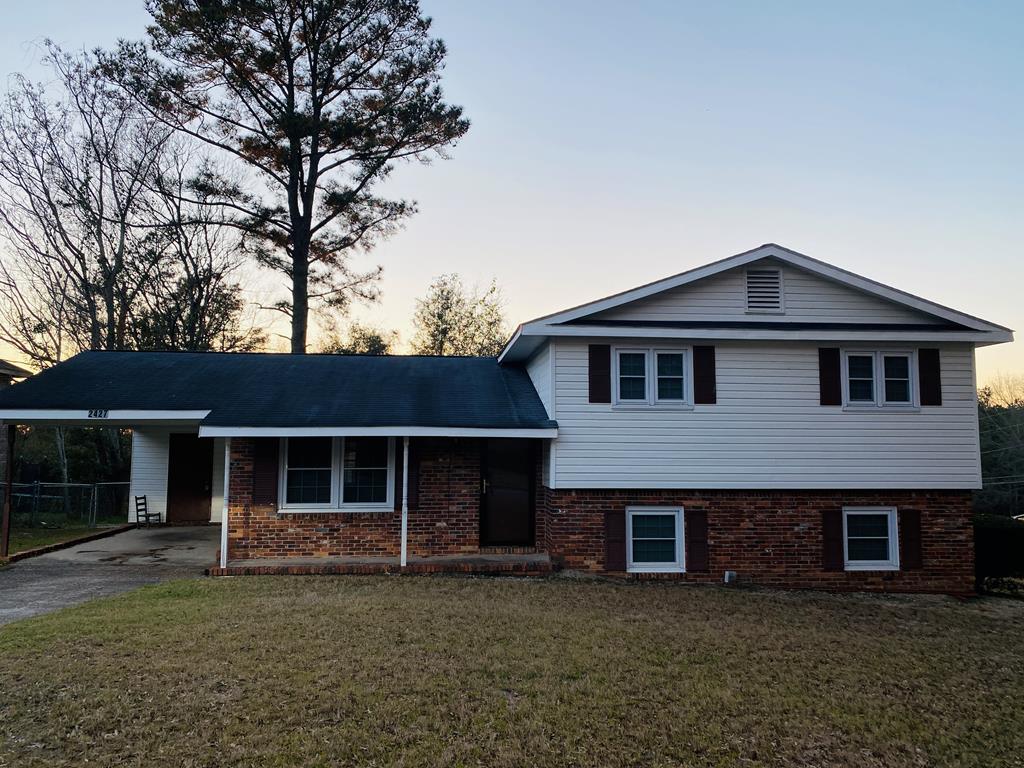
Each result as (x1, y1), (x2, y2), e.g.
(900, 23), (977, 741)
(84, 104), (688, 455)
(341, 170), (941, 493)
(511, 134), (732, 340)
(0, 351), (558, 436)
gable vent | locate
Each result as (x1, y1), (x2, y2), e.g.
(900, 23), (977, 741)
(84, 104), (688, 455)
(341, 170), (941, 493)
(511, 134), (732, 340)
(746, 268), (783, 312)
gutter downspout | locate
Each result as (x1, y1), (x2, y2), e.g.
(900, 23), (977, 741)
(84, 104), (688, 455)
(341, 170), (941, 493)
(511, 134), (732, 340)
(400, 436), (409, 568)
(219, 438), (230, 570)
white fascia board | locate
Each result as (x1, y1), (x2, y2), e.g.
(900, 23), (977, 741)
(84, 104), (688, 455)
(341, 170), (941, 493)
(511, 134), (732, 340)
(0, 409), (210, 425)
(550, 479), (983, 490)
(521, 325), (1012, 344)
(198, 425), (559, 438)
(503, 244), (1012, 346)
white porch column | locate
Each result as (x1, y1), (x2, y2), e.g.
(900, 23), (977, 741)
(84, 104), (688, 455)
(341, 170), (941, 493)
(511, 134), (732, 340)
(219, 437), (231, 569)
(400, 436), (409, 567)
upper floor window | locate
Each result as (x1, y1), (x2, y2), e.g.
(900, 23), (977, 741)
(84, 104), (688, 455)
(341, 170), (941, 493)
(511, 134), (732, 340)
(843, 351), (914, 407)
(614, 348), (689, 406)
(281, 436), (394, 510)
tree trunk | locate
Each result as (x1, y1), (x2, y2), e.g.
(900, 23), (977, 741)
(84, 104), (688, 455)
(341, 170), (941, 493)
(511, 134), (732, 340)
(290, 237), (309, 354)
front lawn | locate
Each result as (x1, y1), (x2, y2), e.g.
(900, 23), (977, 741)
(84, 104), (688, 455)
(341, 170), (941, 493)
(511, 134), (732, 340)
(1, 577), (1021, 767)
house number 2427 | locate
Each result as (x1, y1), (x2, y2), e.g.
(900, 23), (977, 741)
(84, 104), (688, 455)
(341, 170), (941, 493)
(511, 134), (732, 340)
(87, 409), (109, 419)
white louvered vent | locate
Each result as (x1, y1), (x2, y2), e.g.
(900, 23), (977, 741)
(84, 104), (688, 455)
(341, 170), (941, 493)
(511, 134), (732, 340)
(746, 268), (783, 312)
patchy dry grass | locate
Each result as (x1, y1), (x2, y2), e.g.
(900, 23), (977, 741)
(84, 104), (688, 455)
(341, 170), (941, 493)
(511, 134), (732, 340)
(6, 526), (98, 555)
(0, 577), (1022, 767)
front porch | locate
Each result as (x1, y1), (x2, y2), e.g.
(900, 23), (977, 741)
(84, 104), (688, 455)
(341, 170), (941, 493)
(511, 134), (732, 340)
(222, 434), (551, 571)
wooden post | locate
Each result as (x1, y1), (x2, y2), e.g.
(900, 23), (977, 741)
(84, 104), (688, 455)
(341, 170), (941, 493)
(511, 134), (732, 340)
(1, 424), (15, 559)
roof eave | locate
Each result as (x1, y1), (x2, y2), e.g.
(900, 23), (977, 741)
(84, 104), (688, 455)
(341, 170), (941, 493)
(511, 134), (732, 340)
(197, 425), (558, 438)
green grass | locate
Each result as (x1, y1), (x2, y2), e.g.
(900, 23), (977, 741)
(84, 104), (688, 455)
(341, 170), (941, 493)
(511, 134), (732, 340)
(1, 577), (1022, 767)
(7, 526), (103, 555)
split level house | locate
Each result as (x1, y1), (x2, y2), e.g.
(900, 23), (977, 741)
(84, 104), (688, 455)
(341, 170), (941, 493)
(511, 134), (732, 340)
(0, 244), (1012, 593)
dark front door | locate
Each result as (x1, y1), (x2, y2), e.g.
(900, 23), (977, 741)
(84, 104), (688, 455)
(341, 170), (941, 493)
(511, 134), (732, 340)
(166, 434), (213, 523)
(480, 439), (534, 546)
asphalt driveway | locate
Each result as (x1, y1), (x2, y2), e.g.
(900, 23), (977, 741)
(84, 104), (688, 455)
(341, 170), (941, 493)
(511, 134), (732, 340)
(0, 526), (219, 626)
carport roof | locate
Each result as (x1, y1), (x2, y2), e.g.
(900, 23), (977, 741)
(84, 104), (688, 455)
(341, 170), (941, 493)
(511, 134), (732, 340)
(0, 351), (557, 436)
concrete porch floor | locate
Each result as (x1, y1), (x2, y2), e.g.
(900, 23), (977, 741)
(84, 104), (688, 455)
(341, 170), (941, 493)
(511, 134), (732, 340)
(210, 551), (554, 577)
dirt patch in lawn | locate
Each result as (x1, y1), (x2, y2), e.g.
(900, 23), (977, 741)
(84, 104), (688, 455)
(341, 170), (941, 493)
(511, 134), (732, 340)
(1, 577), (1022, 767)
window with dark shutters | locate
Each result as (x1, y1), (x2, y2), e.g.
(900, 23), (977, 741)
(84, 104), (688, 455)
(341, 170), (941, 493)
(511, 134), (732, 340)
(693, 346), (716, 405)
(252, 438), (279, 507)
(821, 509), (844, 571)
(407, 442), (420, 510)
(918, 348), (942, 406)
(900, 509), (923, 569)
(604, 510), (626, 570)
(686, 510), (709, 571)
(818, 348), (842, 406)
(589, 344), (611, 403)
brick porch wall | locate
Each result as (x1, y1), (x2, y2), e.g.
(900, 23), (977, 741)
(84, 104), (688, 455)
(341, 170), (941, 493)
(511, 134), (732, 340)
(226, 437), (494, 560)
(542, 489), (975, 594)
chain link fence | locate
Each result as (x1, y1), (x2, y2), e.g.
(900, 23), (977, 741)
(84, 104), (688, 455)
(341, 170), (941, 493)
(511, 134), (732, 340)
(11, 481), (129, 530)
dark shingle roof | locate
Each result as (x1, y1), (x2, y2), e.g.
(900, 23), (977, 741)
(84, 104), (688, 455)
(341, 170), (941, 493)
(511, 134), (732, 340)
(0, 351), (556, 430)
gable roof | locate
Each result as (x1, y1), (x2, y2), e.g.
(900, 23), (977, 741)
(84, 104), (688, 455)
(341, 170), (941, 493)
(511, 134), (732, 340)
(0, 352), (557, 436)
(0, 359), (31, 380)
(500, 243), (1013, 361)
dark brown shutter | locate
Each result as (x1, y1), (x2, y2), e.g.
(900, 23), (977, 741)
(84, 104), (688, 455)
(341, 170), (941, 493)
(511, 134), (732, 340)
(588, 344), (611, 403)
(393, 440), (404, 512)
(822, 509), (844, 571)
(604, 510), (626, 571)
(407, 441), (420, 510)
(686, 510), (709, 572)
(919, 348), (942, 406)
(900, 509), (923, 569)
(693, 346), (717, 405)
(818, 348), (842, 406)
(252, 438), (279, 507)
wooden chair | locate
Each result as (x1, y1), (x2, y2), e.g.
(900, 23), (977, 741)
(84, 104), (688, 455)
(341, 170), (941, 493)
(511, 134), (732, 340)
(134, 495), (160, 527)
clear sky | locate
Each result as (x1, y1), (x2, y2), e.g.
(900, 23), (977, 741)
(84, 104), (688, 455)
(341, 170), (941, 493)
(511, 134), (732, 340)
(1, 1), (1021, 382)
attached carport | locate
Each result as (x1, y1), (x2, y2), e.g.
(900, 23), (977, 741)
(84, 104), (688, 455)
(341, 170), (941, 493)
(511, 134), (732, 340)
(0, 409), (224, 557)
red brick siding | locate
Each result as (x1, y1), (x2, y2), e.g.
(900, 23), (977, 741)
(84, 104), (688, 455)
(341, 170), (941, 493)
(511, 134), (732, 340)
(228, 437), (507, 560)
(542, 489), (974, 594)
(406, 438), (482, 556)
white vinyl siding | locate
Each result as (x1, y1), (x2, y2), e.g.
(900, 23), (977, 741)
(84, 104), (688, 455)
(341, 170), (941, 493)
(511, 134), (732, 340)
(550, 339), (980, 489)
(129, 428), (171, 523)
(588, 261), (943, 325)
(525, 343), (553, 418)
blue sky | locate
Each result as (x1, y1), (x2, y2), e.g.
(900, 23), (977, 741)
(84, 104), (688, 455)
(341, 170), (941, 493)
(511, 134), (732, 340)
(1, 1), (1021, 380)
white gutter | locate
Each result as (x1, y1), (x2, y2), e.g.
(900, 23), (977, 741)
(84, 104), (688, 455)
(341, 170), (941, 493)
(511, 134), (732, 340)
(400, 436), (409, 568)
(219, 438), (230, 569)
(198, 425), (557, 438)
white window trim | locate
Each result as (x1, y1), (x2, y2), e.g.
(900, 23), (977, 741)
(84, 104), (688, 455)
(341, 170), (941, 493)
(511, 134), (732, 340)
(626, 506), (686, 573)
(744, 266), (785, 314)
(278, 437), (395, 512)
(843, 506), (900, 571)
(841, 349), (918, 410)
(612, 347), (693, 408)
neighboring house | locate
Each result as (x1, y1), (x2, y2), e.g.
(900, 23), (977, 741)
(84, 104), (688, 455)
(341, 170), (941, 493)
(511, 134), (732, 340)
(0, 244), (1012, 593)
(0, 359), (30, 485)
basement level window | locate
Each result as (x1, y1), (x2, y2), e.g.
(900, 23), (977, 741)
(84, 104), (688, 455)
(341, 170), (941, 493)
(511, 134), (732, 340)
(626, 507), (685, 573)
(745, 268), (783, 313)
(843, 507), (900, 571)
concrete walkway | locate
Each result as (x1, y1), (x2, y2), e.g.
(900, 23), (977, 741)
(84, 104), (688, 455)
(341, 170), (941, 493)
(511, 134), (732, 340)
(0, 526), (219, 626)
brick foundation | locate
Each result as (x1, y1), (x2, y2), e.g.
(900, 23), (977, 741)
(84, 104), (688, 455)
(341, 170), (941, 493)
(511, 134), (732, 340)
(542, 489), (975, 594)
(226, 437), (974, 594)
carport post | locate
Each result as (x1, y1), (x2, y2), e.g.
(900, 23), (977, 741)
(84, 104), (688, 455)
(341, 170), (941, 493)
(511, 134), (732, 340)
(219, 438), (230, 569)
(1, 424), (14, 559)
